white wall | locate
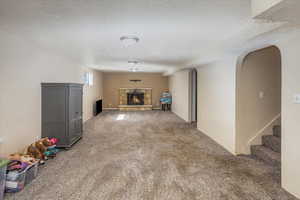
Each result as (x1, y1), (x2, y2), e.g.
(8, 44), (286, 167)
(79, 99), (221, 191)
(0, 31), (96, 156)
(169, 70), (190, 122)
(277, 33), (300, 199)
(252, 0), (283, 17)
(197, 57), (237, 154)
(83, 69), (103, 122)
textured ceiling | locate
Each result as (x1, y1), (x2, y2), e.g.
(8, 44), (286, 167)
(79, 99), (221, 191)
(0, 0), (287, 73)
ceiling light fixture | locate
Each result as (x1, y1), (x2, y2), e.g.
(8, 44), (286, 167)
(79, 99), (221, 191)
(128, 60), (139, 72)
(130, 67), (138, 72)
(120, 36), (140, 47)
(128, 60), (139, 65)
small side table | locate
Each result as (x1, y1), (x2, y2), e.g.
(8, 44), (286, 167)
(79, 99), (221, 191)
(161, 103), (171, 111)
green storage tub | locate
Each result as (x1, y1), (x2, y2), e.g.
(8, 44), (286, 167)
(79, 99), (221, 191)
(0, 159), (9, 200)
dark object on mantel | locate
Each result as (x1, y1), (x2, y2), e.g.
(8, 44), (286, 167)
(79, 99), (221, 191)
(130, 80), (142, 82)
(41, 83), (83, 149)
(95, 99), (102, 116)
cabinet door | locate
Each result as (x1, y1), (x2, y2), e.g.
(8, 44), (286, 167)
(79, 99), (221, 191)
(68, 86), (83, 143)
(42, 86), (68, 146)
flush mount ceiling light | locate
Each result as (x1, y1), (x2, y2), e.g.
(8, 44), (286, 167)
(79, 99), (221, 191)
(130, 67), (139, 72)
(120, 36), (140, 47)
(128, 60), (139, 65)
(128, 60), (139, 72)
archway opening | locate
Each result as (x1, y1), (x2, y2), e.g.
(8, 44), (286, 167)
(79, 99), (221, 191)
(236, 46), (282, 167)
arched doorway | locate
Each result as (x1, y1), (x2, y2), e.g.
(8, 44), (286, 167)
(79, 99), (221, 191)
(236, 46), (282, 166)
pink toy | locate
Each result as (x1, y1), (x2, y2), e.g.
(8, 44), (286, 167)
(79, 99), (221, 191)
(49, 138), (58, 145)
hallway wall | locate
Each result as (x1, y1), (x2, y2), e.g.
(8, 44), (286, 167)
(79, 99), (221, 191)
(169, 70), (190, 122)
(83, 68), (103, 122)
(197, 57), (237, 154)
(277, 33), (300, 198)
(236, 46), (281, 154)
(0, 31), (91, 156)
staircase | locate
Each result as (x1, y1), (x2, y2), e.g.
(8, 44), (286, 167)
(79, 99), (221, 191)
(250, 125), (281, 167)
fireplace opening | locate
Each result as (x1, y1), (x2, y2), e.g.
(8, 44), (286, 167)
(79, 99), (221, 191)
(127, 92), (144, 105)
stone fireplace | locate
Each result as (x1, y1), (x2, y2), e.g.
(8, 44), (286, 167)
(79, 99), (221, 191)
(119, 88), (152, 111)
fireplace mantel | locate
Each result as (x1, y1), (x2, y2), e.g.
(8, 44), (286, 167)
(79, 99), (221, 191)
(119, 88), (152, 111)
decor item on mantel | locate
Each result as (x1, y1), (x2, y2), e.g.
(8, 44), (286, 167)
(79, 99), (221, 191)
(119, 88), (152, 111)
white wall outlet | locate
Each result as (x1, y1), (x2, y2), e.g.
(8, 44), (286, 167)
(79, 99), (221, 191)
(293, 94), (300, 104)
(0, 137), (3, 144)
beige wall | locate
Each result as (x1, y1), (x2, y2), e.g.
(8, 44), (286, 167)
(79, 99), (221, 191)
(83, 69), (103, 122)
(236, 46), (281, 154)
(169, 70), (190, 122)
(0, 31), (84, 156)
(277, 34), (300, 198)
(102, 72), (168, 109)
(197, 57), (237, 154)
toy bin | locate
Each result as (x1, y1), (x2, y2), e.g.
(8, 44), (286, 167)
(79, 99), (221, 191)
(25, 162), (39, 185)
(5, 168), (27, 193)
(0, 159), (9, 200)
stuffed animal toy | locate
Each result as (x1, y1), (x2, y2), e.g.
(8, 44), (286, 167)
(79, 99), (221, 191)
(41, 137), (57, 149)
(41, 137), (53, 146)
(8, 153), (36, 165)
(41, 138), (59, 158)
(8, 153), (22, 161)
(49, 138), (58, 145)
(44, 146), (59, 158)
(36, 138), (60, 159)
(36, 140), (49, 160)
(25, 138), (59, 165)
(35, 141), (47, 154)
(27, 144), (45, 165)
(20, 155), (37, 165)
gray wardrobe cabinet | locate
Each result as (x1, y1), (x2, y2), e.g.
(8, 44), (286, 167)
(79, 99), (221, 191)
(41, 83), (83, 148)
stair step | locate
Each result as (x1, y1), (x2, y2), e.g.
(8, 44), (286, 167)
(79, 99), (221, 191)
(251, 145), (281, 167)
(273, 125), (281, 138)
(262, 135), (281, 153)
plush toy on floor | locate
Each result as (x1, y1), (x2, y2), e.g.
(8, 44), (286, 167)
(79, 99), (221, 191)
(8, 153), (37, 165)
(35, 141), (48, 159)
(49, 138), (58, 146)
(44, 147), (59, 158)
(26, 137), (59, 164)
(27, 144), (45, 165)
(40, 137), (59, 158)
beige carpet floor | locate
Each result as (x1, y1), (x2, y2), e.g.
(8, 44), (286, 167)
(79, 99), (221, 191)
(5, 111), (299, 200)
